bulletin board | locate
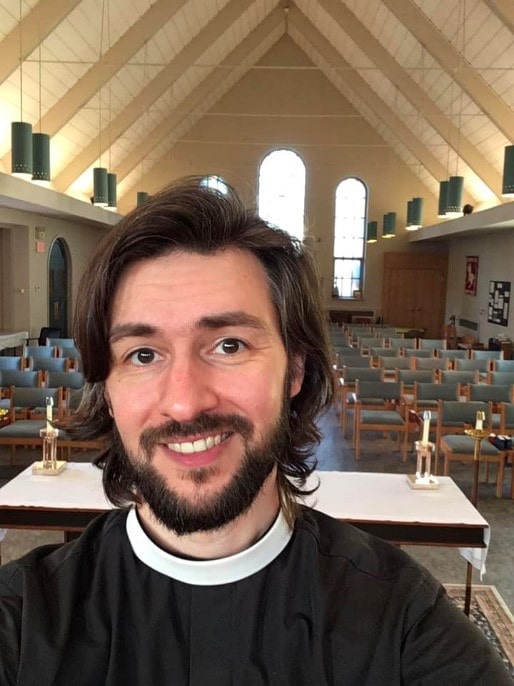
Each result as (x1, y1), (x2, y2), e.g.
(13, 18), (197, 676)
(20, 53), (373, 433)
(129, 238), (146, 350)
(488, 281), (510, 327)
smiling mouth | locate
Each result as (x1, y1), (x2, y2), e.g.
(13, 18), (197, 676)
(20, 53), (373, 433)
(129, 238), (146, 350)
(166, 431), (232, 454)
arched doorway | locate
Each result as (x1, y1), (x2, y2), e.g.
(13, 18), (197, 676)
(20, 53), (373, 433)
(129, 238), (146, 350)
(48, 238), (70, 336)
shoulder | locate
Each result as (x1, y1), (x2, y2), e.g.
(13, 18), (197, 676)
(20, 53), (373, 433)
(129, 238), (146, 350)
(0, 509), (128, 598)
(296, 505), (428, 581)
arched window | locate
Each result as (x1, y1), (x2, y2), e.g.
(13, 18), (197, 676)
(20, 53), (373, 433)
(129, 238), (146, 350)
(333, 178), (367, 299)
(200, 175), (228, 195)
(258, 149), (306, 241)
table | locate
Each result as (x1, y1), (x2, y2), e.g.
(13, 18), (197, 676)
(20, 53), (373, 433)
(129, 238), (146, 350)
(0, 467), (489, 612)
(0, 330), (28, 352)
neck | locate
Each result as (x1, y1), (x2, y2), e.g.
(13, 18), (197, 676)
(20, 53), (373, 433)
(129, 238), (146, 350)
(136, 472), (281, 560)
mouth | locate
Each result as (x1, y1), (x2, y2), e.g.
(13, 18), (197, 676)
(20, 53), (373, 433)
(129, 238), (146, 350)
(166, 431), (232, 455)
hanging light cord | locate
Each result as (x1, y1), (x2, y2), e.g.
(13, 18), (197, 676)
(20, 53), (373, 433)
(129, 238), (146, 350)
(19, 0), (23, 119)
(98, 0), (106, 166)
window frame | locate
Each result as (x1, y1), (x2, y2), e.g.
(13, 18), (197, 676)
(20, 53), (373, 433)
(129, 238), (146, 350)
(332, 177), (368, 300)
(257, 148), (306, 242)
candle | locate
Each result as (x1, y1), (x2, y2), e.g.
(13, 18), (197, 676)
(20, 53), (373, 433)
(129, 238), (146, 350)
(46, 397), (53, 433)
(475, 411), (484, 431)
(422, 410), (430, 445)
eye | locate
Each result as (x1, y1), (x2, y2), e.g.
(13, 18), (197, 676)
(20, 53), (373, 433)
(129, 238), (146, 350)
(213, 338), (246, 355)
(128, 348), (161, 366)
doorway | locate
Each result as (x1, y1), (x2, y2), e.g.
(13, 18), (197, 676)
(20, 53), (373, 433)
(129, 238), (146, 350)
(381, 252), (448, 338)
(48, 238), (69, 337)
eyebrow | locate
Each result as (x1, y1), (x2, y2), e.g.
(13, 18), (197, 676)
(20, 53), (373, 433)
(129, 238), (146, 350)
(109, 311), (270, 344)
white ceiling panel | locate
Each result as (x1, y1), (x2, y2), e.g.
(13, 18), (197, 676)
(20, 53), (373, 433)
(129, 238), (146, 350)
(0, 0), (510, 205)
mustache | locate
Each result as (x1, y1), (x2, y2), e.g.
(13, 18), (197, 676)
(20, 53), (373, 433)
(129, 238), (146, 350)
(139, 413), (253, 455)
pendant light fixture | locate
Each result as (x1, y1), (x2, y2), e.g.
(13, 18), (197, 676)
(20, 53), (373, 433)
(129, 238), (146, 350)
(383, 212), (396, 238)
(437, 180), (449, 218)
(12, 0), (32, 179)
(410, 197), (424, 230)
(405, 200), (413, 230)
(107, 172), (117, 210)
(502, 145), (514, 197)
(32, 17), (51, 185)
(93, 0), (108, 206)
(444, 0), (466, 218)
(446, 175), (464, 217)
(366, 220), (378, 243)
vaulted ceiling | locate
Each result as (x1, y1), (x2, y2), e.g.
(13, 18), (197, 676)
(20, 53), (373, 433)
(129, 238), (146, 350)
(0, 0), (512, 213)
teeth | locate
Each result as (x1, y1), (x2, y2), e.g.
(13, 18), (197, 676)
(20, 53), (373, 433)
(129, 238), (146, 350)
(167, 433), (227, 454)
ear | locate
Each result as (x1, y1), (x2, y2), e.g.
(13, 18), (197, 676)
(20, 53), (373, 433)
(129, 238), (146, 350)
(104, 387), (114, 418)
(289, 354), (306, 399)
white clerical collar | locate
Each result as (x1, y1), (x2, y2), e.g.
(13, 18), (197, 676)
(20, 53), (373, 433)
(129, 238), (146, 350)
(125, 507), (293, 586)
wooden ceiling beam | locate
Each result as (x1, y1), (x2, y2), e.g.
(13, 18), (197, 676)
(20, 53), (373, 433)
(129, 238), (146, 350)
(317, 0), (503, 199)
(54, 0), (255, 192)
(482, 0), (514, 34)
(382, 0), (514, 142)
(0, 0), (81, 84)
(118, 8), (284, 212)
(290, 8), (476, 205)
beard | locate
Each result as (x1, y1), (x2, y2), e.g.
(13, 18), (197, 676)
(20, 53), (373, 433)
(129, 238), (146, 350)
(108, 408), (289, 536)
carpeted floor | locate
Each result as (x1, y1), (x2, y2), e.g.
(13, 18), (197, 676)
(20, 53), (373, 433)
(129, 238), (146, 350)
(445, 585), (514, 677)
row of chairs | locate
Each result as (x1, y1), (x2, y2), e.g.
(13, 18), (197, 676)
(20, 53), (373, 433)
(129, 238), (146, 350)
(0, 384), (100, 463)
(0, 356), (80, 373)
(335, 346), (505, 366)
(339, 373), (514, 431)
(0, 369), (84, 393)
(342, 379), (513, 498)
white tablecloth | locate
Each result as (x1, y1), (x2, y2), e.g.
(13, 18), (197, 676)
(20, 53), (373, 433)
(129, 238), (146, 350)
(0, 468), (489, 574)
(0, 331), (28, 350)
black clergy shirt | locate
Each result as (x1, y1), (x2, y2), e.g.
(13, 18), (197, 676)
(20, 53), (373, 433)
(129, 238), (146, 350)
(0, 506), (512, 685)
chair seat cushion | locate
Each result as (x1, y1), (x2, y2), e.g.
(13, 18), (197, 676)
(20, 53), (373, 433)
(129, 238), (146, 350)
(441, 435), (501, 456)
(360, 410), (405, 426)
(0, 419), (46, 438)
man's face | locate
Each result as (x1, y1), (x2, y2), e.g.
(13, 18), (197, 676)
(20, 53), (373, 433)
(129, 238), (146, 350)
(105, 248), (304, 534)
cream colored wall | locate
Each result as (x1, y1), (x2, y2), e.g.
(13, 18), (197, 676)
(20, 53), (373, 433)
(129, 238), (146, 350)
(132, 36), (439, 317)
(446, 233), (514, 345)
(0, 207), (105, 338)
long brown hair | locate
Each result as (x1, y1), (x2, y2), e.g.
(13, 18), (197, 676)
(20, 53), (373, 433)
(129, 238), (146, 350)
(64, 177), (334, 515)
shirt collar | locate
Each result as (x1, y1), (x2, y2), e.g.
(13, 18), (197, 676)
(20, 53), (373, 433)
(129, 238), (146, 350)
(125, 507), (293, 586)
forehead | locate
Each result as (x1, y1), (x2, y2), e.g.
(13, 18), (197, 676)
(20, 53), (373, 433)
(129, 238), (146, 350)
(110, 248), (279, 329)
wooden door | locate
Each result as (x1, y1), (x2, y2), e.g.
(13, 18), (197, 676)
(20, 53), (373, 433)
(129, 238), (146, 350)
(381, 252), (448, 338)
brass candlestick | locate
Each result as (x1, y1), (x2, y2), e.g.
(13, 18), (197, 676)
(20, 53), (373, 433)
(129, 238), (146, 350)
(407, 440), (440, 489)
(32, 428), (67, 476)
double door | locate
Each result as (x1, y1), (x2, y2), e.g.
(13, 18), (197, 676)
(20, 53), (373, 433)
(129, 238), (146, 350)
(381, 252), (448, 339)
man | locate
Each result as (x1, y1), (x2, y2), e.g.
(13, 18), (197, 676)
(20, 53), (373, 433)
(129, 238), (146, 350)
(0, 178), (511, 685)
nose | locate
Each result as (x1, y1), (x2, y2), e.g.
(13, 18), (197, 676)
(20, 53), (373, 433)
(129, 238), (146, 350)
(156, 355), (219, 423)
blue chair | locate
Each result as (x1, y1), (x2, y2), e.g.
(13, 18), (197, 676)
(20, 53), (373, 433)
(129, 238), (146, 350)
(353, 380), (409, 461)
(437, 400), (506, 497)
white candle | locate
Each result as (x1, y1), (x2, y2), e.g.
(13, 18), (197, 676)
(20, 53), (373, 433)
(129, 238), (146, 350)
(422, 411), (430, 445)
(46, 397), (53, 433)
(475, 411), (484, 431)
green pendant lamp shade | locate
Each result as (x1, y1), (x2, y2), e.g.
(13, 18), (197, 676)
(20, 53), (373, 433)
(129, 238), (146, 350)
(32, 133), (50, 182)
(437, 180), (449, 218)
(107, 172), (117, 210)
(446, 176), (464, 217)
(366, 220), (378, 243)
(410, 196), (424, 229)
(383, 212), (396, 238)
(93, 167), (109, 206)
(406, 200), (413, 230)
(11, 121), (33, 177)
(137, 191), (149, 206)
(502, 145), (514, 197)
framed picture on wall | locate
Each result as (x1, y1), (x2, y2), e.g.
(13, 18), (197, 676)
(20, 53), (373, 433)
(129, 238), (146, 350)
(465, 256), (479, 295)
